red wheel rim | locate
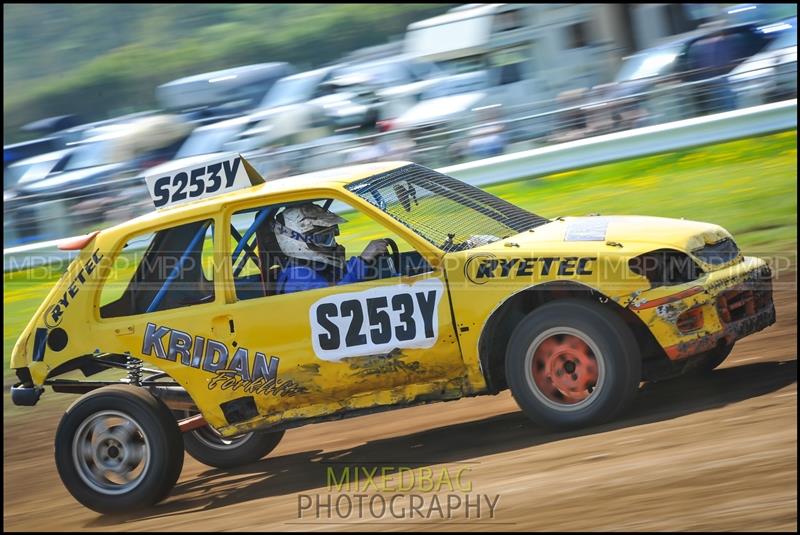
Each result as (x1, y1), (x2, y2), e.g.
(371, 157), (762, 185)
(531, 333), (599, 405)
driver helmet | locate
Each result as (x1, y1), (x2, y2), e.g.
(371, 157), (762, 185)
(273, 203), (346, 268)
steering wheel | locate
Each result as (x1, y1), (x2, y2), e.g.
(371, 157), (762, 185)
(363, 238), (400, 279)
(383, 238), (400, 277)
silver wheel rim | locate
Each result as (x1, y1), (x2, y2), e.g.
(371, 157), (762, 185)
(523, 326), (607, 413)
(72, 410), (151, 495)
(181, 410), (254, 450)
(191, 426), (254, 450)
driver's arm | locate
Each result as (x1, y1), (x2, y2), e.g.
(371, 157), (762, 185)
(339, 256), (367, 285)
(338, 239), (388, 285)
(278, 265), (329, 294)
(360, 239), (388, 261)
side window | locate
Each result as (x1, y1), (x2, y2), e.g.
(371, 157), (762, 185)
(99, 219), (215, 318)
(684, 29), (765, 78)
(494, 9), (523, 32)
(489, 45), (528, 86)
(664, 4), (700, 35)
(229, 205), (274, 301)
(565, 21), (591, 49)
(52, 153), (72, 173)
(228, 198), (432, 300)
(312, 73), (335, 99)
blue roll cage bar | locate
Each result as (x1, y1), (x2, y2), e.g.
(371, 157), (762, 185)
(146, 200), (332, 312)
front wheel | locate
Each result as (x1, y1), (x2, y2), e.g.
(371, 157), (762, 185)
(54, 385), (184, 514)
(505, 300), (641, 430)
(686, 343), (735, 374)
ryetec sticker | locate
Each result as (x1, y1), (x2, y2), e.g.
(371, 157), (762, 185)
(310, 279), (444, 361)
(464, 254), (596, 284)
(44, 248), (104, 328)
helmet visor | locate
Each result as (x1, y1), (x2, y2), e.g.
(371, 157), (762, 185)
(307, 226), (338, 248)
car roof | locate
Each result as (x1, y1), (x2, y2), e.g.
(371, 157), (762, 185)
(111, 161), (411, 232)
(159, 63), (291, 88)
(3, 136), (61, 150)
(408, 4), (505, 31)
(280, 65), (339, 82)
(192, 113), (253, 133)
(644, 21), (762, 52)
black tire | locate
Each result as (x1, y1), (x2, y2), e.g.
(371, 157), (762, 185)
(183, 424), (285, 469)
(505, 299), (641, 430)
(687, 343), (735, 374)
(54, 385), (184, 514)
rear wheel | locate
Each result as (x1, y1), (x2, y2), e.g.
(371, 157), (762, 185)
(179, 411), (285, 469)
(506, 300), (641, 430)
(55, 385), (184, 514)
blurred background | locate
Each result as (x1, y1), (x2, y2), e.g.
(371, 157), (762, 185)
(3, 3), (797, 247)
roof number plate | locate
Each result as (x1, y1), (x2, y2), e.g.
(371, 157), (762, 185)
(145, 153), (254, 209)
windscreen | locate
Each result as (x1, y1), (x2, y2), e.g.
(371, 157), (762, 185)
(176, 124), (242, 158)
(346, 164), (549, 252)
(765, 19), (796, 49)
(337, 61), (411, 86)
(260, 70), (328, 108)
(614, 46), (681, 82)
(420, 70), (488, 99)
(64, 140), (116, 170)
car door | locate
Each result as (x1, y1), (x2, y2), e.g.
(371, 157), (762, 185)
(90, 214), (245, 431)
(219, 195), (467, 423)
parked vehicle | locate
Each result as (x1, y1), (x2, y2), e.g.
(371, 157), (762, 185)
(392, 70), (491, 132)
(330, 55), (446, 128)
(390, 70), (521, 166)
(20, 114), (82, 136)
(586, 20), (790, 131)
(3, 136), (64, 172)
(399, 4), (630, 146)
(11, 114), (191, 233)
(729, 17), (797, 107)
(406, 5), (621, 111)
(4, 148), (75, 191)
(306, 76), (384, 132)
(157, 63), (295, 125)
(3, 148), (77, 241)
(225, 66), (344, 152)
(131, 114), (256, 202)
(169, 115), (254, 160)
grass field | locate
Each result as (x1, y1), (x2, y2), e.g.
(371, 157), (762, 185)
(3, 130), (796, 378)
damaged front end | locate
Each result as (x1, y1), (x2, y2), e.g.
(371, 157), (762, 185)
(628, 252), (775, 363)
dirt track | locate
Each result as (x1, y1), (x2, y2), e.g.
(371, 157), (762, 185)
(4, 280), (797, 531)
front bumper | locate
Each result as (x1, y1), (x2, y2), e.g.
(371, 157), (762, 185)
(10, 367), (44, 406)
(630, 257), (775, 361)
(10, 383), (44, 406)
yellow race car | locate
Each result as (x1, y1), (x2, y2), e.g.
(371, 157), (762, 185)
(9, 155), (775, 513)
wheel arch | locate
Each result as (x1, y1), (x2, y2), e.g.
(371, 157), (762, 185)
(477, 280), (666, 393)
(44, 352), (200, 413)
